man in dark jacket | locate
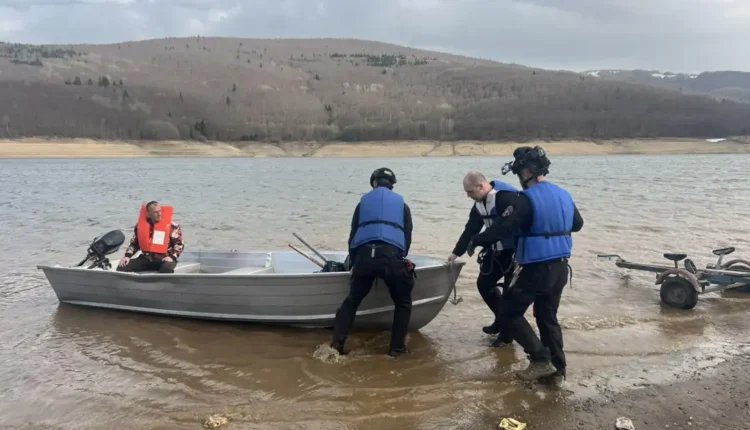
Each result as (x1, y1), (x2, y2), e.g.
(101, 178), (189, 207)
(330, 167), (415, 357)
(448, 170), (520, 346)
(469, 146), (584, 382)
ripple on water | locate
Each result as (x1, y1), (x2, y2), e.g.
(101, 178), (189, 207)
(1, 154), (750, 428)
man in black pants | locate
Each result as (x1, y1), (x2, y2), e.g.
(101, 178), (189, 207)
(448, 170), (520, 346)
(468, 146), (584, 381)
(330, 167), (415, 357)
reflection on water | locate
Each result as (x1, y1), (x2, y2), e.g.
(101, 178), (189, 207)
(1, 154), (749, 428)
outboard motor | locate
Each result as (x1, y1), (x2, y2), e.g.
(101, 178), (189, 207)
(75, 229), (126, 270)
(321, 260), (349, 273)
(319, 255), (352, 273)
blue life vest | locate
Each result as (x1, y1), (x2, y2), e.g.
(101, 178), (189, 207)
(474, 180), (518, 251)
(515, 181), (575, 265)
(350, 186), (406, 253)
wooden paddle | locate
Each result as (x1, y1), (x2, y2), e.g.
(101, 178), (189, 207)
(293, 232), (329, 263)
(288, 243), (325, 268)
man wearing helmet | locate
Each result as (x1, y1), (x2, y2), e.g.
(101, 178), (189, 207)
(467, 146), (584, 382)
(447, 170), (520, 347)
(330, 167), (415, 357)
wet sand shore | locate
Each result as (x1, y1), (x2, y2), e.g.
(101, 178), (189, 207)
(1, 137), (749, 158)
(490, 349), (750, 430)
(547, 353), (749, 429)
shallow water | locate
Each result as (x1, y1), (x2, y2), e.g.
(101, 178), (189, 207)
(1, 154), (750, 429)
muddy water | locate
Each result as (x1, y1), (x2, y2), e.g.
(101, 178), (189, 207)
(1, 154), (749, 429)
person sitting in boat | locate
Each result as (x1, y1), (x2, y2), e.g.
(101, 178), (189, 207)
(447, 170), (520, 347)
(330, 167), (415, 357)
(117, 201), (184, 274)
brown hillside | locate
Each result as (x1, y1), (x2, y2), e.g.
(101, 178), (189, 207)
(1, 37), (749, 143)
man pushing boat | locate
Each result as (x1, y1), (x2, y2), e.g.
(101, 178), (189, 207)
(447, 170), (520, 347)
(330, 167), (415, 357)
(117, 200), (185, 274)
(468, 146), (584, 382)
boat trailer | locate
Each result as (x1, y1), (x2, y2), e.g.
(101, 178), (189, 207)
(598, 246), (750, 309)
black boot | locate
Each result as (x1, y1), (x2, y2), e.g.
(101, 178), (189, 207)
(482, 320), (502, 334)
(330, 340), (348, 355)
(387, 347), (408, 357)
(491, 335), (513, 347)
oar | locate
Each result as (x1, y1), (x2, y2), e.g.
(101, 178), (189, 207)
(293, 232), (329, 263)
(288, 243), (325, 268)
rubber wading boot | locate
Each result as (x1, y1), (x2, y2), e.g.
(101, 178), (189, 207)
(516, 361), (558, 381)
(482, 321), (502, 335)
(491, 336), (514, 348)
(387, 347), (408, 357)
(330, 341), (348, 355)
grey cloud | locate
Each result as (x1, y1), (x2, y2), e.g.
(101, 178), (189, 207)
(0, 0), (748, 73)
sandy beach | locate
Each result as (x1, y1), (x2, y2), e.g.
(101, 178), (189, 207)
(532, 350), (750, 429)
(0, 137), (749, 158)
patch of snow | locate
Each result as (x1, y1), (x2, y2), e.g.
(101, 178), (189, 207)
(706, 138), (726, 143)
(584, 70), (623, 77)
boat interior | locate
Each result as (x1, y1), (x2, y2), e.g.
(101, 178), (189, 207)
(91, 251), (449, 275)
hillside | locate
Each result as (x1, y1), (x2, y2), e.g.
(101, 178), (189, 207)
(1, 36), (750, 143)
(583, 69), (750, 104)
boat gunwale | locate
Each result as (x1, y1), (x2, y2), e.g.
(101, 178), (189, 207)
(35, 253), (466, 280)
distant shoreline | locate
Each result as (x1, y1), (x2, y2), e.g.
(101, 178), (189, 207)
(1, 137), (749, 158)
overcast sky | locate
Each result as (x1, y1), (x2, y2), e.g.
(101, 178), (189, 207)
(0, 0), (748, 73)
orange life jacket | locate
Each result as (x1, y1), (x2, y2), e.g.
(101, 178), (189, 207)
(136, 204), (174, 255)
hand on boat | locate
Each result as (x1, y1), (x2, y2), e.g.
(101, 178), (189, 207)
(447, 253), (458, 263)
(118, 256), (130, 267)
(162, 256), (174, 263)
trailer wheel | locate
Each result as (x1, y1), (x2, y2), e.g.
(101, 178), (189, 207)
(726, 264), (750, 293)
(660, 276), (698, 309)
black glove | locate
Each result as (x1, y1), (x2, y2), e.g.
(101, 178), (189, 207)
(403, 258), (415, 272)
(466, 239), (477, 257)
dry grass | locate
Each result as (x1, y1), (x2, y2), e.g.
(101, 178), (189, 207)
(1, 37), (750, 145)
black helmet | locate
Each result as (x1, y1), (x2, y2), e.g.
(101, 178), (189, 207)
(370, 167), (397, 188)
(502, 145), (551, 177)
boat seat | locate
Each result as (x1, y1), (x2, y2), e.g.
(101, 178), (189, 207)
(663, 253), (687, 262)
(684, 258), (698, 275)
(221, 266), (274, 275)
(712, 247), (735, 256)
(173, 262), (201, 274)
(126, 262), (201, 275)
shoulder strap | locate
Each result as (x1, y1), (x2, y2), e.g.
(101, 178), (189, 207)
(358, 219), (405, 231)
(521, 231), (571, 238)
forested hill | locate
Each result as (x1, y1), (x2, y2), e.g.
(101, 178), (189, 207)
(1, 37), (749, 143)
(583, 69), (750, 104)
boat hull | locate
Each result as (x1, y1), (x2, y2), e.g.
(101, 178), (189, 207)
(37, 250), (465, 330)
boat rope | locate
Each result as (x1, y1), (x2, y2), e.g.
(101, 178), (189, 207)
(568, 262), (573, 289)
(448, 261), (462, 305)
(477, 247), (514, 277)
(477, 248), (494, 276)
